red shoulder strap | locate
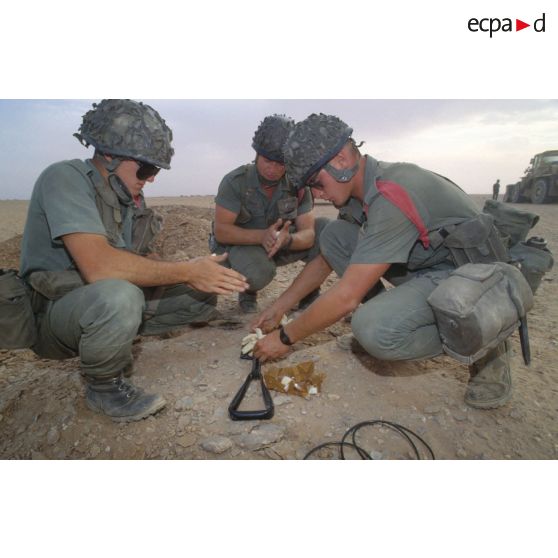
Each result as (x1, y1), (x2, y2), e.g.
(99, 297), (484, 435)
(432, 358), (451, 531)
(364, 179), (430, 248)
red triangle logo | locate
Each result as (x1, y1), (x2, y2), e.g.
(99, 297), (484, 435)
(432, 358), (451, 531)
(516, 19), (530, 31)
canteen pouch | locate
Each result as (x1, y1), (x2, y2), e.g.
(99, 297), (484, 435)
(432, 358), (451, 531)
(0, 269), (37, 349)
(427, 262), (533, 364)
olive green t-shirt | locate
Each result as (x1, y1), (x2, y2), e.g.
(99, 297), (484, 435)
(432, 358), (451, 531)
(350, 157), (479, 266)
(215, 164), (313, 229)
(20, 160), (124, 279)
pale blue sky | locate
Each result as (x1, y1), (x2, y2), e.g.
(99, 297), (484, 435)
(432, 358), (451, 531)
(0, 99), (556, 199)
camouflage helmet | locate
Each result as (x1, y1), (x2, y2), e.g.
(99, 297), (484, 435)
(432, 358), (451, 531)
(283, 113), (353, 188)
(252, 114), (295, 163)
(74, 99), (174, 169)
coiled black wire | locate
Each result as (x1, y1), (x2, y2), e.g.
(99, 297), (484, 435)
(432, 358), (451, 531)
(303, 420), (435, 460)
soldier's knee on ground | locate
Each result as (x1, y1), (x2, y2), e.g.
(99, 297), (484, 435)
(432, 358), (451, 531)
(243, 263), (276, 292)
(351, 313), (401, 361)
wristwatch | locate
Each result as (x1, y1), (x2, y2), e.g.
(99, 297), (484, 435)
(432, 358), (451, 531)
(279, 325), (294, 346)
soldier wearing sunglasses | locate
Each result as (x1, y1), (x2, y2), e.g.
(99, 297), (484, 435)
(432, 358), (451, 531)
(19, 99), (248, 422)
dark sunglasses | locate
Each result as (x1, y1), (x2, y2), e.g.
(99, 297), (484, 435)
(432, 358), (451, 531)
(135, 160), (160, 180)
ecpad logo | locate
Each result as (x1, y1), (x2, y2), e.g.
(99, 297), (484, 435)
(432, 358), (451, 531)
(468, 13), (546, 37)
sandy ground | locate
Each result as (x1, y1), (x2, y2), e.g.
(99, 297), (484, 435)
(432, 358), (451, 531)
(1, 195), (557, 460)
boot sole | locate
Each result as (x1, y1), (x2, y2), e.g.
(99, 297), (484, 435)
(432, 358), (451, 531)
(464, 390), (512, 410)
(86, 398), (167, 422)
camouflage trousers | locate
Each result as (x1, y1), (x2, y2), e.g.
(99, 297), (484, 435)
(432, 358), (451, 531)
(31, 279), (217, 378)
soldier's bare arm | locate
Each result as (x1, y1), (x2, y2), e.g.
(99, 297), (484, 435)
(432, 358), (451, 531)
(62, 232), (249, 294)
(214, 205), (266, 245)
(253, 261), (390, 361)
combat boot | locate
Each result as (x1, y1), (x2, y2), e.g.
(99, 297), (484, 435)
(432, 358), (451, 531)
(239, 291), (258, 313)
(85, 373), (166, 422)
(298, 288), (321, 310)
(465, 341), (512, 410)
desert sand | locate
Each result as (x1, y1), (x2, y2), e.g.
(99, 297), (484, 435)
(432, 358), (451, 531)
(1, 195), (557, 459)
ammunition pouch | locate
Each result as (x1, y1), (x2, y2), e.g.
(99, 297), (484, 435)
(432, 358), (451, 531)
(483, 200), (539, 247)
(509, 237), (554, 294)
(208, 220), (219, 253)
(443, 213), (509, 267)
(132, 207), (163, 255)
(27, 269), (86, 301)
(427, 262), (533, 364)
(0, 269), (37, 349)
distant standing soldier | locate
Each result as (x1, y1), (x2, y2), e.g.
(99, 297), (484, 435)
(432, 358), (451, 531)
(19, 99), (248, 422)
(212, 114), (329, 313)
(492, 179), (500, 200)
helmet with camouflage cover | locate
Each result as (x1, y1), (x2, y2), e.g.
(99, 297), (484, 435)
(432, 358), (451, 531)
(283, 113), (354, 189)
(74, 99), (174, 169)
(252, 114), (295, 163)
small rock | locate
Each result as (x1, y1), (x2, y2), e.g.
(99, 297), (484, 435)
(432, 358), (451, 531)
(237, 424), (286, 451)
(456, 448), (467, 458)
(273, 395), (292, 407)
(200, 436), (233, 454)
(327, 394), (340, 401)
(452, 410), (468, 422)
(177, 433), (197, 448)
(46, 427), (60, 445)
(369, 450), (384, 460)
(509, 409), (522, 420)
(175, 396), (194, 412)
(424, 404), (442, 415)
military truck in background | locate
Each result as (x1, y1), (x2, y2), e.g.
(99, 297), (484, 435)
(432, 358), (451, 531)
(503, 150), (558, 204)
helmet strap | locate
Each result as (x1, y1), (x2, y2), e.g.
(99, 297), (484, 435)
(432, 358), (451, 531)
(95, 154), (134, 204)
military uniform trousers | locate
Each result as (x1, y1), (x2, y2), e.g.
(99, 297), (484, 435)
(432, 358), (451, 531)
(223, 217), (330, 292)
(320, 219), (454, 361)
(31, 279), (218, 378)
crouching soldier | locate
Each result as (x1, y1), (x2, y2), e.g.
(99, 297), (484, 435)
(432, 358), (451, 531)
(212, 114), (329, 313)
(18, 99), (248, 421)
(252, 113), (534, 410)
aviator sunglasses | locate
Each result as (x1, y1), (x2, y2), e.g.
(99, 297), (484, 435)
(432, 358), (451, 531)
(133, 160), (161, 180)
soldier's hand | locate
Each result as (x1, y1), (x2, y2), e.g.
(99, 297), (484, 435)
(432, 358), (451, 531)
(267, 220), (292, 259)
(253, 330), (290, 363)
(262, 219), (284, 255)
(250, 307), (283, 334)
(187, 253), (249, 294)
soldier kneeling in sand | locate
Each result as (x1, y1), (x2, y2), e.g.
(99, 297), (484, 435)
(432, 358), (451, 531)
(212, 114), (329, 313)
(18, 99), (248, 422)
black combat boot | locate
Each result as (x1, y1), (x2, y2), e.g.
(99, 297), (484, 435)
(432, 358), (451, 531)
(298, 288), (321, 310)
(85, 373), (166, 422)
(239, 291), (258, 313)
